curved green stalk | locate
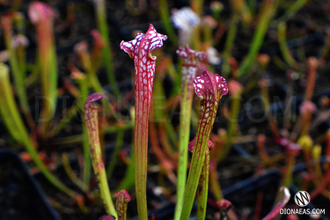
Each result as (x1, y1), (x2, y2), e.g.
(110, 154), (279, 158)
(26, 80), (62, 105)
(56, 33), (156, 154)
(94, 0), (119, 97)
(1, 14), (30, 114)
(237, 0), (276, 77)
(159, 0), (178, 45)
(0, 63), (76, 198)
(222, 13), (239, 78)
(62, 153), (88, 192)
(277, 22), (297, 68)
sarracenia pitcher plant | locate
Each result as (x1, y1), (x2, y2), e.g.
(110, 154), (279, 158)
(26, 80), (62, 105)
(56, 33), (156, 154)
(180, 70), (228, 220)
(84, 93), (117, 218)
(28, 2), (58, 137)
(175, 45), (205, 220)
(120, 24), (167, 220)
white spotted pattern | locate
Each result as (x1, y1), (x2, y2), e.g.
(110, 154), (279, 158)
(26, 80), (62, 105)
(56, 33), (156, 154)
(120, 24), (167, 130)
(193, 70), (228, 124)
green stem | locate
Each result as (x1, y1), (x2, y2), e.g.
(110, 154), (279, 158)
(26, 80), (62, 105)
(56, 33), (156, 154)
(197, 149), (210, 220)
(0, 79), (23, 142)
(190, 27), (201, 51)
(191, 0), (203, 17)
(277, 22), (297, 68)
(79, 77), (91, 185)
(159, 0), (178, 45)
(175, 47), (206, 220)
(82, 125), (91, 185)
(90, 74), (104, 94)
(17, 42), (27, 77)
(172, 59), (183, 96)
(248, 0), (256, 16)
(237, 0), (276, 77)
(37, 26), (58, 137)
(95, 0), (119, 97)
(201, 22), (213, 45)
(180, 128), (209, 220)
(174, 70), (195, 220)
(222, 13), (239, 78)
(134, 91), (149, 220)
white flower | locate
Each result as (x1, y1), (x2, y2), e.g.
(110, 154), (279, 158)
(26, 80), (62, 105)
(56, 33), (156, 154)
(172, 7), (200, 30)
(171, 7), (200, 46)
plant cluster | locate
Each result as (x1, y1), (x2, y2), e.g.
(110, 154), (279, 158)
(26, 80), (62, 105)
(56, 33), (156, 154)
(0, 0), (330, 220)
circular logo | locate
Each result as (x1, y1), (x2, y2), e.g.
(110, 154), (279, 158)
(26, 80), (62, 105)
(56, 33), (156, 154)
(294, 191), (310, 207)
